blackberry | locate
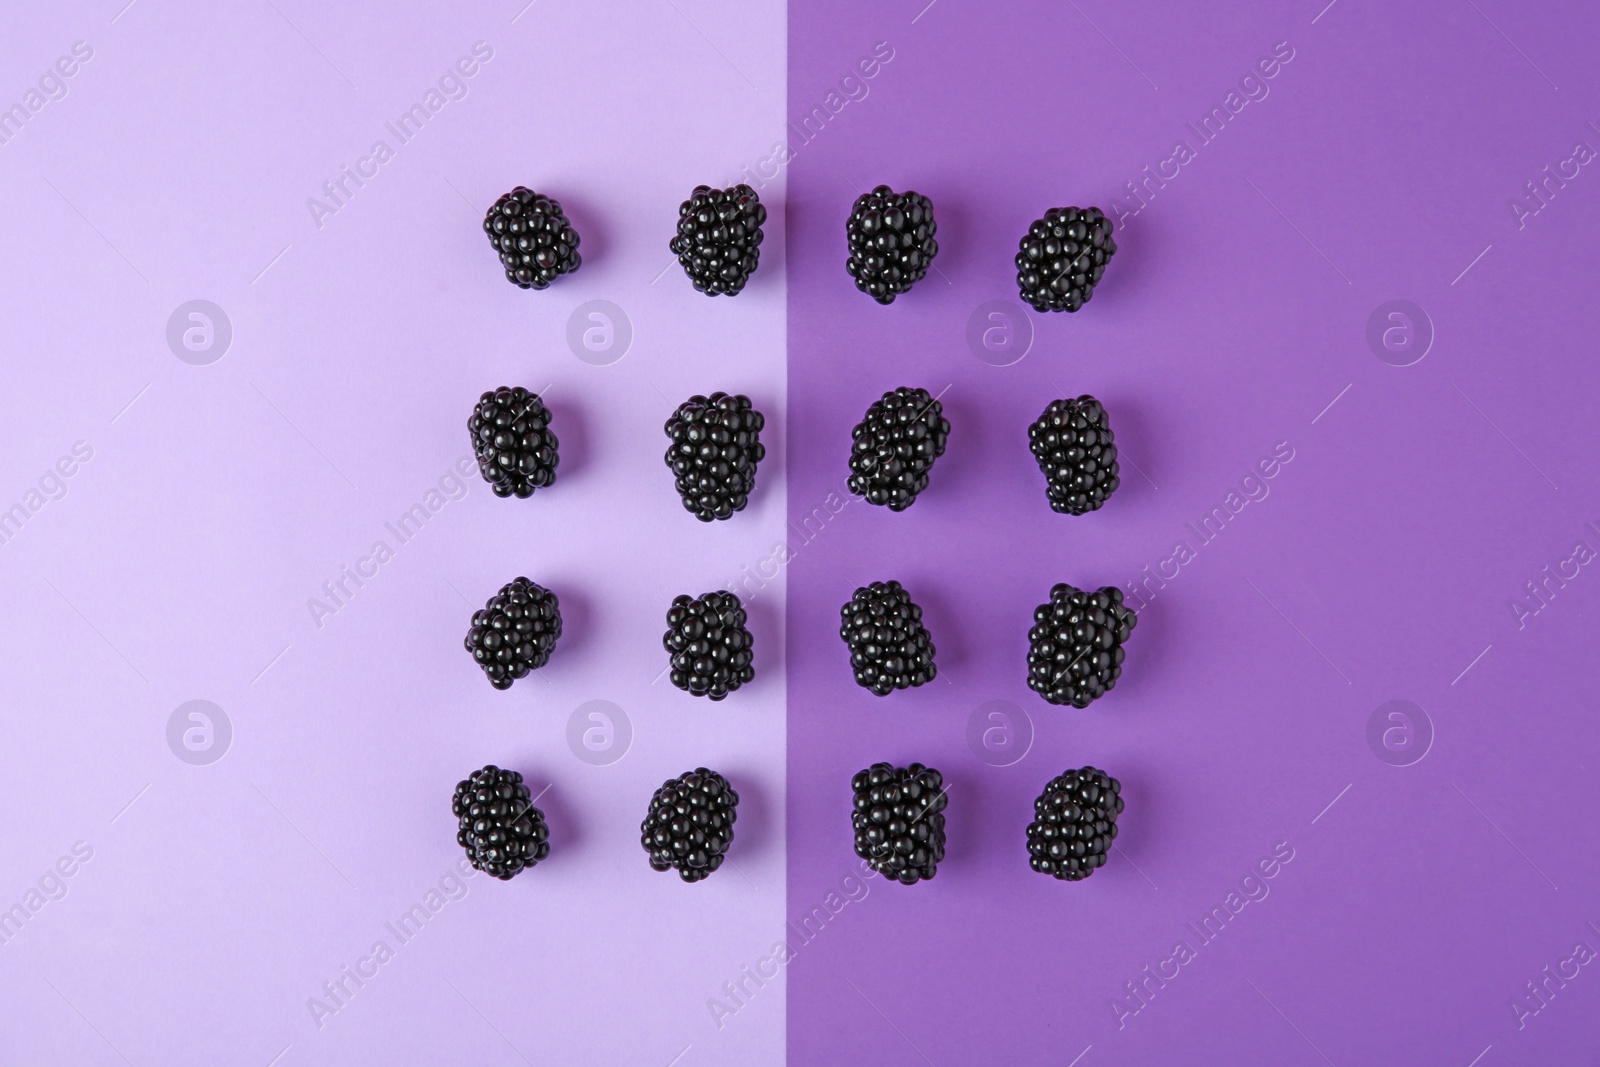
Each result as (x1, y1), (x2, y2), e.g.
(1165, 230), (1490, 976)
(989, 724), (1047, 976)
(663, 591), (755, 700)
(465, 577), (562, 690)
(452, 765), (550, 880)
(845, 186), (938, 304)
(1028, 395), (1120, 515)
(670, 185), (767, 296)
(839, 580), (937, 696)
(482, 187), (581, 289)
(1027, 767), (1123, 881)
(851, 762), (947, 885)
(641, 768), (739, 882)
(1027, 583), (1136, 708)
(469, 387), (559, 498)
(847, 387), (950, 511)
(1015, 207), (1116, 312)
(663, 393), (766, 521)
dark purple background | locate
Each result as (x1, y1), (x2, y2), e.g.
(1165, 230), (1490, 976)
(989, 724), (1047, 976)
(786, 1), (1600, 1064)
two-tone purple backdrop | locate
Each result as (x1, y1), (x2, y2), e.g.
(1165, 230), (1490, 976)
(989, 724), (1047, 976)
(0, 0), (1597, 1064)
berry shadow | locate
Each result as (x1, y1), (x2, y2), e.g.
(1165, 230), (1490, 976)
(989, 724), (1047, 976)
(549, 583), (595, 663)
(518, 766), (585, 865)
(743, 593), (783, 692)
(556, 192), (605, 270)
(720, 768), (774, 868)
(923, 388), (981, 506)
(907, 581), (966, 680)
(1104, 394), (1160, 505)
(551, 398), (589, 484)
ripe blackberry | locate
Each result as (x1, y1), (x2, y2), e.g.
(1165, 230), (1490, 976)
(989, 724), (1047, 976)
(452, 765), (550, 880)
(847, 387), (950, 511)
(670, 185), (767, 296)
(663, 591), (755, 700)
(845, 185), (938, 304)
(839, 580), (937, 696)
(469, 387), (559, 498)
(641, 768), (739, 882)
(465, 577), (562, 690)
(1015, 207), (1116, 312)
(663, 393), (766, 521)
(1027, 583), (1136, 708)
(482, 187), (581, 289)
(851, 762), (947, 885)
(1027, 767), (1124, 881)
(1028, 395), (1120, 515)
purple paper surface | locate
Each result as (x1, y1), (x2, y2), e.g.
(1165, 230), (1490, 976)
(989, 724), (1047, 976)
(785, 1), (1600, 1064)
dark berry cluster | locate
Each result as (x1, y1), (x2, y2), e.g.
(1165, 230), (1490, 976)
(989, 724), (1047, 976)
(839, 580), (937, 696)
(663, 591), (755, 700)
(1028, 395), (1120, 515)
(641, 768), (740, 882)
(851, 762), (947, 885)
(482, 187), (581, 289)
(845, 186), (938, 304)
(452, 765), (551, 880)
(1027, 583), (1137, 708)
(663, 392), (766, 521)
(847, 386), (950, 510)
(1026, 767), (1124, 881)
(1015, 206), (1116, 312)
(670, 185), (767, 296)
(468, 386), (559, 498)
(465, 577), (563, 690)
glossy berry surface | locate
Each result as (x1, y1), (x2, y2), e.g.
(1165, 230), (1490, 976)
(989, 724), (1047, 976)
(452, 765), (550, 880)
(1027, 583), (1136, 708)
(465, 577), (562, 690)
(1015, 206), (1116, 312)
(663, 591), (755, 700)
(839, 580), (937, 696)
(1026, 767), (1123, 881)
(469, 386), (559, 498)
(670, 184), (767, 296)
(851, 762), (947, 885)
(641, 768), (739, 882)
(482, 187), (581, 289)
(847, 386), (950, 511)
(845, 185), (938, 304)
(1028, 395), (1120, 515)
(663, 392), (766, 521)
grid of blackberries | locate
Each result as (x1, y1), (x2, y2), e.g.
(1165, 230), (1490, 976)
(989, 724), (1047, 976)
(663, 591), (755, 700)
(663, 392), (766, 521)
(452, 765), (551, 880)
(1027, 583), (1137, 708)
(482, 187), (581, 289)
(465, 577), (562, 690)
(670, 185), (767, 296)
(469, 386), (558, 498)
(1028, 394), (1119, 515)
(1015, 206), (1116, 312)
(641, 768), (739, 882)
(1026, 767), (1124, 881)
(851, 762), (947, 885)
(845, 185), (939, 304)
(847, 386), (950, 511)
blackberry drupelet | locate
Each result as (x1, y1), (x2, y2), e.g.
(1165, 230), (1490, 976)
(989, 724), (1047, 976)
(845, 185), (938, 304)
(1026, 767), (1123, 881)
(452, 765), (550, 880)
(670, 185), (767, 296)
(847, 386), (950, 511)
(1027, 583), (1137, 708)
(482, 187), (581, 289)
(465, 577), (562, 690)
(851, 762), (947, 885)
(1028, 395), (1120, 515)
(1015, 206), (1116, 312)
(469, 386), (559, 498)
(663, 392), (766, 521)
(839, 580), (937, 696)
(641, 768), (739, 882)
(663, 591), (755, 700)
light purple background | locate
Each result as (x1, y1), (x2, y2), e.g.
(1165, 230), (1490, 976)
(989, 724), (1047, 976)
(0, 1), (786, 1064)
(787, 1), (1600, 1065)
